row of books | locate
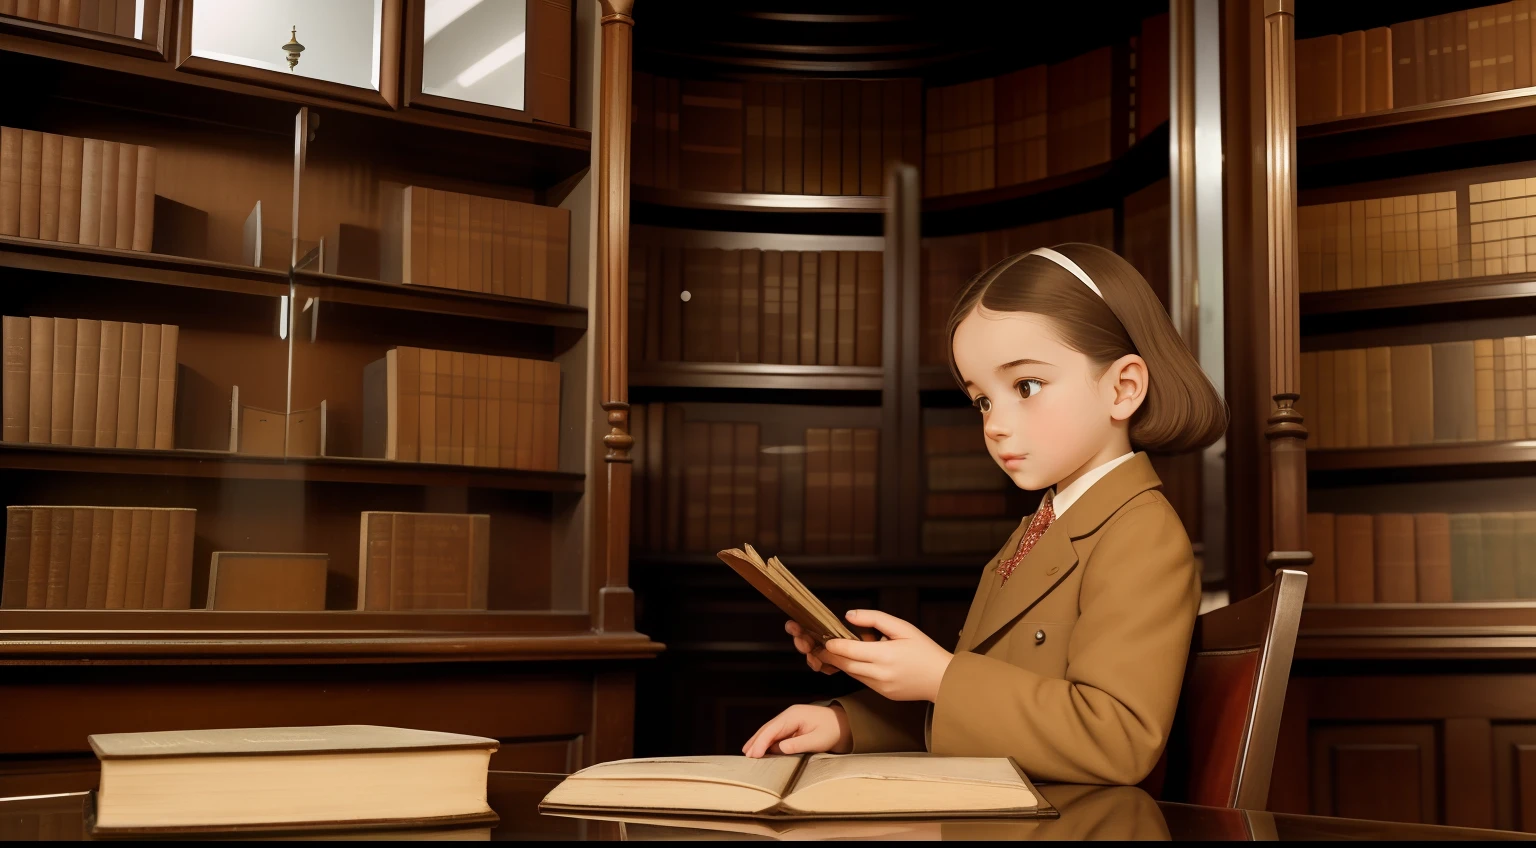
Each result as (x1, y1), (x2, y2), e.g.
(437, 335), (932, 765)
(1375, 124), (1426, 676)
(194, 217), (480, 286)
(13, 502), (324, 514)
(364, 347), (561, 471)
(629, 404), (880, 556)
(629, 246), (882, 367)
(1299, 5), (1536, 122)
(0, 0), (136, 37)
(632, 75), (921, 196)
(1299, 337), (1536, 449)
(0, 127), (156, 250)
(1468, 175), (1536, 277)
(357, 512), (490, 611)
(1, 316), (178, 449)
(921, 423), (1018, 555)
(0, 506), (195, 610)
(921, 209), (1115, 365)
(1308, 511), (1536, 604)
(392, 185), (569, 302)
(1297, 192), (1458, 292)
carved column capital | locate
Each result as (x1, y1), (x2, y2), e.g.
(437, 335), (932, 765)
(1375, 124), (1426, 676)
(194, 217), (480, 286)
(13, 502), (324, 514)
(599, 0), (635, 24)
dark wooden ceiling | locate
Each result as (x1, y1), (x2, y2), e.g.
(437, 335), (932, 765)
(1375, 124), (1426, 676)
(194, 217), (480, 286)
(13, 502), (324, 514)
(632, 1), (1169, 83)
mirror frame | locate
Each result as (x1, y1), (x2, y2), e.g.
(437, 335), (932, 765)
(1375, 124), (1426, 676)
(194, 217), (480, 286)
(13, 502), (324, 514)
(173, 0), (401, 109)
(0, 0), (168, 59)
(402, 0), (571, 127)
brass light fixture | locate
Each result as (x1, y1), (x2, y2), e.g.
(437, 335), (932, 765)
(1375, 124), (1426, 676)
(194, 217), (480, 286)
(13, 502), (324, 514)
(282, 26), (305, 72)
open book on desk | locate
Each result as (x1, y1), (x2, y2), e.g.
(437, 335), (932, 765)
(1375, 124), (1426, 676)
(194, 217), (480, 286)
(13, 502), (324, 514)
(716, 545), (878, 646)
(539, 753), (1055, 821)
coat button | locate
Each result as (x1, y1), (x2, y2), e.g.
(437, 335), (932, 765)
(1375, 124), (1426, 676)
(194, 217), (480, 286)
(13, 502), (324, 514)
(1034, 629), (1046, 645)
(1046, 566), (1059, 575)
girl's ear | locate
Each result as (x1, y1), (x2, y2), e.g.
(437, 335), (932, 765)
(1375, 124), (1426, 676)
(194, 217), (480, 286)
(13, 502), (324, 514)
(1104, 354), (1149, 422)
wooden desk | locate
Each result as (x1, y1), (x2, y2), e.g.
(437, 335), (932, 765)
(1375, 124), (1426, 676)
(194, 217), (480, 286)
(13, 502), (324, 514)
(1, 770), (1529, 840)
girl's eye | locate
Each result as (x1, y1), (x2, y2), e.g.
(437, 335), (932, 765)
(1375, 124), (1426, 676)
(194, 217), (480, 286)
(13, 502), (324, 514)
(1016, 379), (1044, 399)
(973, 396), (992, 414)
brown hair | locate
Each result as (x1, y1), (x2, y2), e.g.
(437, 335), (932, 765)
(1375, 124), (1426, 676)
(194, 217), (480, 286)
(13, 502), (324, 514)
(946, 243), (1227, 454)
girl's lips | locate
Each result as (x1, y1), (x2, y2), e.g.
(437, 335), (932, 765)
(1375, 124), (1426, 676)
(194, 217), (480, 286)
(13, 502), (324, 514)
(999, 453), (1027, 468)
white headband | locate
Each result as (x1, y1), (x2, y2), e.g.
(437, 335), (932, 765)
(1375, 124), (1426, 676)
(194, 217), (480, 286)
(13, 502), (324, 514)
(1028, 247), (1104, 300)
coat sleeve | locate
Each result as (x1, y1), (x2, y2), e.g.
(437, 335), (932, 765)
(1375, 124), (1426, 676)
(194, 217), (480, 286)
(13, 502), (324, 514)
(829, 686), (929, 753)
(928, 500), (1201, 784)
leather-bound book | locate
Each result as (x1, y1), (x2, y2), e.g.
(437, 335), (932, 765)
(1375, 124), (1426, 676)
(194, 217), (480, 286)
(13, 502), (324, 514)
(509, 359), (530, 469)
(1518, 2), (1533, 89)
(803, 81), (823, 195)
(1497, 3), (1515, 91)
(1365, 346), (1393, 446)
(70, 318), (99, 446)
(1415, 512), (1453, 603)
(131, 144), (154, 251)
(416, 348), (437, 463)
(1391, 343), (1435, 445)
(852, 428), (878, 555)
(94, 320), (121, 448)
(139, 507), (170, 608)
(840, 80), (860, 196)
(44, 506), (72, 609)
(0, 127), (19, 236)
(1425, 17), (1444, 103)
(462, 353), (481, 466)
(1342, 346), (1370, 448)
(38, 132), (60, 241)
(1334, 514), (1376, 603)
(1392, 20), (1423, 106)
(134, 322), (158, 449)
(77, 137), (101, 246)
(27, 316), (51, 443)
(208, 552), (327, 612)
(1306, 512), (1336, 603)
(357, 512), (393, 610)
(25, 503), (49, 608)
(1366, 27), (1394, 111)
(785, 81), (804, 193)
(154, 324), (176, 449)
(103, 507), (130, 609)
(715, 545), (876, 649)
(84, 507), (111, 609)
(1451, 11), (1470, 100)
(65, 506), (92, 608)
(18, 129), (40, 238)
(496, 353), (515, 469)
(483, 356), (500, 468)
(368, 511), (489, 611)
(111, 141), (135, 249)
(1373, 513), (1417, 602)
(1432, 341), (1478, 442)
(1450, 513), (1486, 601)
(96, 139), (118, 248)
(2, 507), (30, 609)
(1342, 31), (1367, 115)
(828, 428), (854, 555)
(854, 252), (882, 368)
(1484, 511), (1518, 600)
(432, 348), (451, 463)
(2, 315), (27, 443)
(761, 250), (781, 364)
(732, 423), (759, 549)
(121, 507), (150, 608)
(160, 508), (194, 609)
(740, 249), (761, 363)
(49, 316), (75, 445)
(114, 321), (140, 448)
(467, 195), (485, 293)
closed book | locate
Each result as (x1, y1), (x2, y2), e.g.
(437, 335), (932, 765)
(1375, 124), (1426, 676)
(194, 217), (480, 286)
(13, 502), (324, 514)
(70, 318), (100, 446)
(1339, 347), (1369, 448)
(1450, 513), (1486, 601)
(1414, 513), (1453, 602)
(732, 423), (759, 548)
(1392, 20), (1422, 106)
(28, 315), (51, 443)
(1373, 513), (1417, 602)
(514, 359), (535, 470)
(828, 428), (854, 554)
(1431, 340), (1478, 442)
(462, 353), (481, 466)
(0, 127), (19, 236)
(131, 144), (154, 251)
(135, 322), (159, 449)
(1306, 513), (1337, 603)
(1453, 10), (1471, 100)
(855, 252), (881, 367)
(18, 129), (41, 238)
(837, 252), (856, 366)
(38, 132), (60, 241)
(1498, 2), (1515, 90)
(161, 508), (194, 609)
(45, 506), (72, 609)
(721, 249), (741, 362)
(822, 81), (842, 196)
(1475, 338), (1496, 441)
(78, 137), (102, 246)
(841, 80), (860, 196)
(357, 512), (393, 610)
(417, 348), (437, 463)
(140, 507), (170, 609)
(65, 507), (92, 608)
(209, 552), (327, 612)
(1391, 343), (1434, 444)
(97, 140), (118, 248)
(803, 428), (830, 554)
(103, 508), (130, 609)
(1426, 16), (1444, 103)
(1341, 31), (1367, 115)
(799, 252), (819, 365)
(2, 315), (27, 442)
(1334, 514), (1376, 603)
(1518, 1), (1533, 89)
(433, 349), (451, 463)
(852, 428), (878, 555)
(94, 320), (121, 447)
(26, 504), (50, 608)
(780, 251), (800, 364)
(1484, 511), (1518, 600)
(154, 324), (176, 449)
(84, 508), (111, 609)
(1, 507), (30, 608)
(740, 250), (761, 363)
(49, 316), (75, 445)
(114, 322), (140, 448)
(1364, 346), (1393, 446)
(1365, 27), (1393, 112)
(122, 507), (150, 608)
(1516, 512), (1536, 598)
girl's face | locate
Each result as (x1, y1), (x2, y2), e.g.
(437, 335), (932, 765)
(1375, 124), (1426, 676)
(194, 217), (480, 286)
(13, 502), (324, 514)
(952, 305), (1143, 493)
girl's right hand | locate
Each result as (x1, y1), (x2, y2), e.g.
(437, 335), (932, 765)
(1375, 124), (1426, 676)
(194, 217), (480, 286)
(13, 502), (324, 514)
(786, 620), (840, 675)
(742, 704), (853, 758)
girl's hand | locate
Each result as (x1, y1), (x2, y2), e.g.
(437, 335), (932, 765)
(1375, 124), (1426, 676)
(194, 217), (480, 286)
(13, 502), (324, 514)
(786, 620), (840, 675)
(742, 704), (852, 758)
(819, 610), (954, 702)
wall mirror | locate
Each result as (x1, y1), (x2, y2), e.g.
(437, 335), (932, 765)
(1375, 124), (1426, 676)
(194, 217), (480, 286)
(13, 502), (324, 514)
(420, 0), (527, 112)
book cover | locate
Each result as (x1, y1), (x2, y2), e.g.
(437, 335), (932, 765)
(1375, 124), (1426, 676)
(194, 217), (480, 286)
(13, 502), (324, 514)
(1373, 513), (1417, 602)
(359, 512), (394, 611)
(28, 316), (50, 444)
(160, 509), (194, 609)
(84, 508), (111, 609)
(1366, 27), (1395, 113)
(154, 324), (176, 450)
(38, 131), (60, 241)
(78, 137), (101, 246)
(135, 322), (159, 450)
(1, 508), (30, 609)
(2, 314), (27, 442)
(462, 353), (481, 466)
(18, 129), (41, 238)
(115, 321), (141, 449)
(418, 348), (437, 464)
(434, 348), (452, 463)
(49, 316), (75, 446)
(0, 127), (20, 236)
(65, 506), (92, 609)
(70, 317), (100, 447)
(1306, 513), (1336, 604)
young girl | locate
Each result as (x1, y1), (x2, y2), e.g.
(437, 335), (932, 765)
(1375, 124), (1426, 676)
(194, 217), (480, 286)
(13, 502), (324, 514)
(741, 243), (1226, 785)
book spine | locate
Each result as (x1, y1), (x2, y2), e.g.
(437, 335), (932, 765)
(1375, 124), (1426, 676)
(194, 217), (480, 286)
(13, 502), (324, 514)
(38, 132), (60, 241)
(96, 140), (118, 248)
(463, 352), (481, 466)
(43, 507), (70, 609)
(28, 316), (51, 444)
(359, 512), (391, 610)
(1334, 514), (1376, 603)
(1393, 21), (1422, 106)
(391, 513), (415, 611)
(418, 348), (437, 463)
(1306, 513), (1336, 603)
(822, 80), (841, 195)
(18, 129), (40, 239)
(0, 127), (19, 236)
(1365, 27), (1394, 112)
(1366, 345), (1393, 446)
(1, 315), (27, 443)
(65, 507), (91, 608)
(1374, 513), (1418, 602)
(77, 137), (101, 246)
(25, 505), (50, 608)
(115, 320), (141, 447)
(103, 508), (129, 609)
(84, 507), (110, 609)
(49, 316), (75, 446)
(780, 251), (800, 365)
(94, 320), (121, 447)
(1342, 31), (1366, 115)
(154, 324), (176, 449)
(1414, 512), (1453, 602)
(396, 346), (420, 463)
(131, 144), (155, 251)
(721, 249), (741, 362)
(818, 252), (838, 365)
(740, 249), (761, 363)
(1486, 511), (1519, 599)
(855, 252), (882, 368)
(800, 252), (819, 365)
(161, 509), (194, 609)
(70, 317), (100, 447)
(1, 508), (30, 609)
(135, 322), (159, 449)
(140, 507), (170, 609)
(515, 359), (536, 470)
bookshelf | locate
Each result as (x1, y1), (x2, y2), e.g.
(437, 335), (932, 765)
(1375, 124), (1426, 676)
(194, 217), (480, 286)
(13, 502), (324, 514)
(0, 0), (656, 773)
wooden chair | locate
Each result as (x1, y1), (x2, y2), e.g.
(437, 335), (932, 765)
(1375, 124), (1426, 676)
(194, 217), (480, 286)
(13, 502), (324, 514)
(1147, 568), (1308, 810)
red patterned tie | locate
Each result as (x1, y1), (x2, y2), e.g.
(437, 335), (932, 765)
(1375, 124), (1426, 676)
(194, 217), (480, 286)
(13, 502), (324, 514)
(997, 492), (1056, 584)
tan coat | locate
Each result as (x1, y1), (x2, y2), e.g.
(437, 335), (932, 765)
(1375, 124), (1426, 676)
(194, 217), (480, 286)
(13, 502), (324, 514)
(834, 452), (1201, 785)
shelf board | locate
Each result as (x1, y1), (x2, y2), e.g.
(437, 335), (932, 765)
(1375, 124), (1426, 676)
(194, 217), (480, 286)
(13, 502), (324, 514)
(294, 270), (588, 330)
(0, 443), (585, 492)
(0, 235), (289, 299)
(630, 362), (883, 391)
(1297, 602), (1536, 660)
(631, 187), (885, 214)
(1299, 87), (1536, 168)
(1308, 441), (1536, 480)
(631, 553), (988, 572)
(1301, 274), (1536, 319)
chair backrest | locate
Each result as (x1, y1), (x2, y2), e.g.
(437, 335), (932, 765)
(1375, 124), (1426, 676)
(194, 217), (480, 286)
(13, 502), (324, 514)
(1151, 568), (1307, 810)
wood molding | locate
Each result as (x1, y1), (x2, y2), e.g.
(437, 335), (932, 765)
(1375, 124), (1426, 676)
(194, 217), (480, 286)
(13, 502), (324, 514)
(1171, 0), (1199, 349)
(1261, 0), (1311, 571)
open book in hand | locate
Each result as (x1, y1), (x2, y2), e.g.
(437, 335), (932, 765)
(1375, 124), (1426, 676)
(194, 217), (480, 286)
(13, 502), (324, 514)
(539, 753), (1054, 821)
(716, 544), (878, 646)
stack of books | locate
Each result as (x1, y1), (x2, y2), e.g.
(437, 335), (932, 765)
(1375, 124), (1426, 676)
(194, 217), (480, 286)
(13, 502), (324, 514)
(1298, 192), (1459, 291)
(392, 185), (569, 302)
(1, 316), (179, 450)
(1308, 511), (1536, 604)
(0, 127), (155, 250)
(357, 511), (491, 611)
(629, 247), (882, 367)
(0, 505), (195, 610)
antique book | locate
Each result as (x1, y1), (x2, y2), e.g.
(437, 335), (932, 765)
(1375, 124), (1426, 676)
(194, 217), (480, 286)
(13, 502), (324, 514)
(0, 126), (19, 236)
(113, 141), (135, 250)
(541, 753), (1051, 821)
(818, 252), (839, 365)
(38, 131), (60, 241)
(1373, 513), (1417, 603)
(1365, 27), (1393, 112)
(135, 322), (159, 449)
(49, 316), (75, 445)
(59, 135), (81, 244)
(1341, 30), (1367, 115)
(206, 552), (328, 611)
(65, 506), (92, 609)
(1392, 19), (1423, 106)
(44, 506), (71, 608)
(84, 507), (111, 609)
(1414, 513), (1453, 603)
(88, 725), (498, 834)
(18, 129), (40, 238)
(70, 317), (100, 446)
(114, 321), (141, 448)
(97, 139), (118, 248)
(24, 316), (48, 443)
(78, 136), (102, 246)
(2, 315), (27, 442)
(355, 512), (490, 611)
(716, 544), (873, 647)
(1391, 343), (1435, 445)
(1, 507), (30, 608)
(1334, 514), (1376, 603)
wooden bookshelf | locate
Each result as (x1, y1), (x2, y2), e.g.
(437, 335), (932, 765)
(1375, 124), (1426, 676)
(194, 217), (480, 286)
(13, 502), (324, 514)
(293, 269), (589, 331)
(1308, 442), (1536, 479)
(1300, 88), (1536, 166)
(631, 363), (882, 391)
(1301, 275), (1536, 319)
(633, 187), (885, 214)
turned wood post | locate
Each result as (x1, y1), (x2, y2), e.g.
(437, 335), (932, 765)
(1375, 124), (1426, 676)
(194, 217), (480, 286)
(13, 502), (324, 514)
(597, 0), (636, 631)
(1262, 0), (1311, 571)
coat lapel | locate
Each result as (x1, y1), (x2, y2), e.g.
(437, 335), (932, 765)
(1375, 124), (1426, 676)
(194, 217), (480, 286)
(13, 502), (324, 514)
(959, 453), (1165, 651)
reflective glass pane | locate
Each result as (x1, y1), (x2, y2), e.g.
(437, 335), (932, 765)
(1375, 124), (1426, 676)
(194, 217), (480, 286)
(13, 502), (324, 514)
(190, 0), (384, 91)
(421, 0), (527, 112)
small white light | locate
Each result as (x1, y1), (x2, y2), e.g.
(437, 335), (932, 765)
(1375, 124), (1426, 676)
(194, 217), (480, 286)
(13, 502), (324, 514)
(278, 295), (289, 340)
(680, 290), (692, 302)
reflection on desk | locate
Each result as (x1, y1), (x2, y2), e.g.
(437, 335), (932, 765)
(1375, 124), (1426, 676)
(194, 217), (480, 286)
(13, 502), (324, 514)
(0, 768), (1531, 841)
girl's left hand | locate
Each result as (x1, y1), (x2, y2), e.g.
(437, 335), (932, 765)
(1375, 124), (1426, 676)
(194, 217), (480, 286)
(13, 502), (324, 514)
(820, 610), (954, 703)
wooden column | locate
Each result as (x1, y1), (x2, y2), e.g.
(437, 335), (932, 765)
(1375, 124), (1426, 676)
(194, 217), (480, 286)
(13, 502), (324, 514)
(1262, 0), (1311, 572)
(597, 0), (636, 632)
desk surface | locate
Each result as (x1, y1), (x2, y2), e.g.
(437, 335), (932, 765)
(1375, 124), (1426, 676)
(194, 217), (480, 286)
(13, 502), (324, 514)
(1, 770), (1530, 841)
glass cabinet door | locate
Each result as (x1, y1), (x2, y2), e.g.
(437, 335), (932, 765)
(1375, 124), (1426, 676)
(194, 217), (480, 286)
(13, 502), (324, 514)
(420, 0), (527, 112)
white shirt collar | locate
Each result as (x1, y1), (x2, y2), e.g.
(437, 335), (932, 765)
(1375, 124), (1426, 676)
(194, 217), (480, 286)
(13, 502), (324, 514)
(1050, 452), (1137, 518)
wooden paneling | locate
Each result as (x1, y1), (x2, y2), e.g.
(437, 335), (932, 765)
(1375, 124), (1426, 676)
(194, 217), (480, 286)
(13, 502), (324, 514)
(1309, 723), (1438, 823)
(1493, 724), (1536, 832)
